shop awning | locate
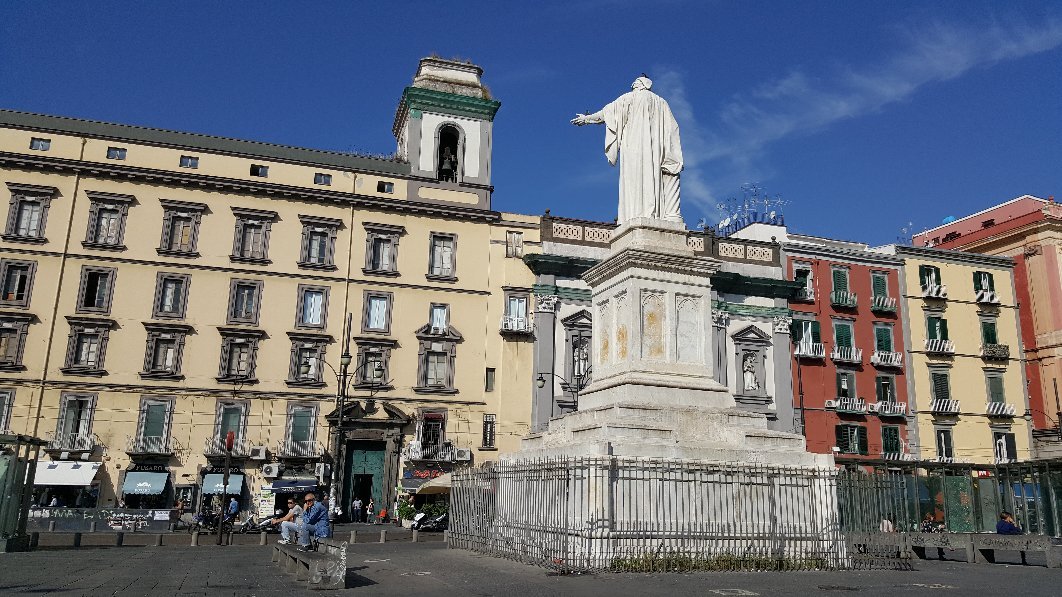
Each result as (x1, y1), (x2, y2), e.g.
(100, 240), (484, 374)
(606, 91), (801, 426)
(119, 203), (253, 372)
(121, 472), (169, 496)
(202, 473), (245, 495)
(417, 472), (452, 495)
(270, 479), (317, 492)
(33, 461), (101, 486)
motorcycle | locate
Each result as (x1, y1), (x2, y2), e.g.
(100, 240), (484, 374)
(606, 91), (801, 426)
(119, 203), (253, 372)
(410, 512), (448, 532)
(239, 509), (284, 534)
(188, 509), (236, 535)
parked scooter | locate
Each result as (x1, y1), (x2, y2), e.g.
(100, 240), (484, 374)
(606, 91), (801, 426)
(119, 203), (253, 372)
(239, 509), (284, 534)
(411, 512), (448, 532)
(188, 509), (236, 534)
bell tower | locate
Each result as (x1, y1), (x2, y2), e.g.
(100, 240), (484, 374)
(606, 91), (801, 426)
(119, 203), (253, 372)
(393, 57), (501, 188)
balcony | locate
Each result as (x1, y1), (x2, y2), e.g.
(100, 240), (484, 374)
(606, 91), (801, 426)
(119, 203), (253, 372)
(921, 284), (948, 299)
(826, 397), (868, 414)
(986, 402), (1016, 418)
(930, 399), (960, 415)
(276, 438), (324, 459)
(871, 401), (907, 417)
(871, 295), (897, 313)
(203, 436), (252, 458)
(403, 440), (456, 462)
(981, 343), (1010, 360)
(500, 315), (534, 335)
(871, 350), (903, 368)
(924, 338), (955, 355)
(795, 287), (815, 302)
(45, 432), (97, 455)
(125, 435), (177, 456)
(882, 452), (915, 461)
(975, 289), (1001, 304)
(830, 290), (858, 309)
(793, 341), (825, 359)
(830, 345), (863, 364)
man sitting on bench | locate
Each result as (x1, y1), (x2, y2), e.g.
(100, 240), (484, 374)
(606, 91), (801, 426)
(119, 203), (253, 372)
(297, 492), (332, 552)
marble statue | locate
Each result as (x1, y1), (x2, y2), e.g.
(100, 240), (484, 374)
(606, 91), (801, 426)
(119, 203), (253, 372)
(571, 76), (683, 224)
(742, 352), (759, 392)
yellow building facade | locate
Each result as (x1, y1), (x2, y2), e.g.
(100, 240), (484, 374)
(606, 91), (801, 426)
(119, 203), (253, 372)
(887, 245), (1030, 464)
(0, 57), (539, 518)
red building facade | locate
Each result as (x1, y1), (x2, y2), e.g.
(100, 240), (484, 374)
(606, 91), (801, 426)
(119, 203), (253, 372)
(785, 240), (912, 462)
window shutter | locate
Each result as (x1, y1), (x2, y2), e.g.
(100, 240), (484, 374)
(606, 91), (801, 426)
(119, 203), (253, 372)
(973, 271), (983, 291)
(919, 265), (929, 287)
(811, 321), (822, 343)
(835, 322), (852, 348)
(882, 427), (900, 453)
(927, 317), (939, 340)
(988, 376), (1005, 403)
(836, 372), (845, 397)
(931, 372), (950, 400)
(981, 321), (998, 345)
(875, 327), (892, 351)
(795, 269), (809, 285)
(835, 426), (848, 453)
(832, 269), (848, 293)
(872, 274), (887, 298)
(790, 320), (804, 342)
(939, 319), (949, 341)
(986, 273), (995, 291)
(1005, 433), (1017, 460)
(857, 426), (869, 455)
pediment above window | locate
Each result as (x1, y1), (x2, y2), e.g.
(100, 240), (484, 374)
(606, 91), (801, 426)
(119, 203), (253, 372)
(731, 324), (772, 344)
(414, 323), (463, 342)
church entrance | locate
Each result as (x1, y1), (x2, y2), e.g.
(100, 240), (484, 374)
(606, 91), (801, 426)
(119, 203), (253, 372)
(344, 440), (385, 519)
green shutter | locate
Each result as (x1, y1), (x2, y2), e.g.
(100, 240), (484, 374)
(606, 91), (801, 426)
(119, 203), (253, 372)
(988, 376), (1005, 403)
(836, 426), (849, 453)
(795, 269), (809, 285)
(987, 273), (995, 291)
(931, 372), (950, 400)
(872, 274), (887, 298)
(882, 426), (901, 453)
(927, 317), (939, 340)
(857, 426), (869, 455)
(811, 321), (821, 343)
(939, 319), (949, 341)
(836, 372), (845, 397)
(973, 271), (983, 291)
(981, 321), (998, 345)
(876, 376), (893, 402)
(835, 322), (853, 348)
(1005, 433), (1017, 460)
(919, 265), (929, 287)
(790, 320), (804, 342)
(875, 327), (892, 351)
(832, 269), (848, 293)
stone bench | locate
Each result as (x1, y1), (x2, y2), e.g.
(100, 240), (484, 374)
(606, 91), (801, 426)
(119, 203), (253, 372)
(858, 532), (1062, 568)
(271, 537), (347, 589)
(970, 533), (1062, 567)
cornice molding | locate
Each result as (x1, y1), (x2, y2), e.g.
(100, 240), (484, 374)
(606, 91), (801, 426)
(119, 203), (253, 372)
(893, 244), (1015, 268)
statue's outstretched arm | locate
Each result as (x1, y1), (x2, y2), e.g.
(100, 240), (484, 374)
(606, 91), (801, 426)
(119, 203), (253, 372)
(571, 110), (605, 126)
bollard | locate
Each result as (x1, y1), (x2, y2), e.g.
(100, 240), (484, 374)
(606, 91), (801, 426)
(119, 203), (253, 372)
(412, 529), (419, 543)
(154, 534), (163, 547)
(259, 531), (267, 546)
(349, 530), (357, 544)
(444, 530), (450, 545)
(30, 532), (39, 549)
(379, 529), (386, 543)
(191, 532), (199, 547)
(169, 523), (176, 532)
(48, 521), (56, 532)
(89, 521), (97, 533)
(115, 532), (124, 546)
(227, 531), (234, 546)
(72, 532), (82, 548)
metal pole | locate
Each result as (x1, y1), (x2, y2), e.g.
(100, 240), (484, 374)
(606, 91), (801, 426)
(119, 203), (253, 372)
(797, 357), (806, 436)
(1054, 379), (1061, 443)
(218, 448), (230, 546)
(334, 312), (352, 524)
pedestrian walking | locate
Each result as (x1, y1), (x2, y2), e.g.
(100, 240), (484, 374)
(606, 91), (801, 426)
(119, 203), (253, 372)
(367, 499), (375, 524)
(352, 497), (364, 523)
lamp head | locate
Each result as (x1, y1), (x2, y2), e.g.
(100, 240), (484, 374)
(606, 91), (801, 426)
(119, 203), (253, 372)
(536, 374), (546, 389)
(340, 353), (352, 366)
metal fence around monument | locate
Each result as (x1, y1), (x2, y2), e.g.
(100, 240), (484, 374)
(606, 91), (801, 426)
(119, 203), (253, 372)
(448, 457), (856, 572)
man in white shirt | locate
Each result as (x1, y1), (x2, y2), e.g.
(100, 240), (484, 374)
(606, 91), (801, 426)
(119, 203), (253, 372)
(276, 498), (304, 544)
(352, 498), (364, 523)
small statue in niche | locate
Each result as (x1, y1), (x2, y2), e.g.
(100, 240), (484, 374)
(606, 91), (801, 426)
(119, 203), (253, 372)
(742, 352), (759, 392)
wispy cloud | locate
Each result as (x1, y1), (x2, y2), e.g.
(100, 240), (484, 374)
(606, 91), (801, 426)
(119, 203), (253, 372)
(653, 18), (1062, 221)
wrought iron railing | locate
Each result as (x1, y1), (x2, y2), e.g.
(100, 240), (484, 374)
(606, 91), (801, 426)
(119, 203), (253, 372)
(924, 338), (955, 354)
(46, 432), (96, 452)
(872, 401), (907, 417)
(203, 436), (252, 457)
(929, 399), (960, 414)
(500, 316), (534, 334)
(870, 295), (897, 312)
(981, 343), (1010, 360)
(986, 402), (1016, 417)
(830, 346), (862, 364)
(830, 290), (858, 308)
(870, 350), (903, 367)
(975, 289), (1000, 304)
(793, 341), (825, 359)
(276, 438), (323, 458)
(125, 435), (175, 455)
(403, 440), (455, 461)
(826, 397), (868, 414)
(920, 284), (948, 299)
(795, 287), (815, 302)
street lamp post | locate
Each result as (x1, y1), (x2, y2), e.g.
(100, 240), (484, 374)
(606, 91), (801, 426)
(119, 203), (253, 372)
(536, 367), (592, 416)
(218, 370), (248, 546)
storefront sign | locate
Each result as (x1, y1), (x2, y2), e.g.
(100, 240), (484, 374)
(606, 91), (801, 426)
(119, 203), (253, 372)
(401, 461), (453, 490)
(128, 463), (168, 473)
(203, 466), (243, 475)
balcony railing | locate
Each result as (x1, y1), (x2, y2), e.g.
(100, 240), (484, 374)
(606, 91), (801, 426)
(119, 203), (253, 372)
(981, 343), (1010, 360)
(203, 436), (252, 457)
(921, 284), (948, 299)
(403, 440), (455, 462)
(975, 289), (1001, 304)
(826, 397), (868, 414)
(882, 452), (915, 461)
(276, 438), (324, 459)
(125, 435), (175, 456)
(871, 295), (897, 312)
(795, 287), (815, 302)
(830, 290), (858, 308)
(793, 342), (825, 359)
(994, 457), (1017, 465)
(871, 350), (903, 368)
(872, 401), (907, 417)
(986, 402), (1016, 417)
(830, 345), (862, 364)
(500, 315), (534, 334)
(46, 432), (97, 453)
(930, 399), (960, 414)
(924, 338), (955, 354)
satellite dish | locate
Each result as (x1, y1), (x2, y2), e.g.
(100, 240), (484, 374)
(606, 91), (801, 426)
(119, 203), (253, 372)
(721, 217), (731, 227)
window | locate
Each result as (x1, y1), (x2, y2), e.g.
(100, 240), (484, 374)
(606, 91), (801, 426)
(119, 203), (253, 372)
(29, 137), (50, 151)
(56, 393), (95, 444)
(993, 431), (1017, 462)
(216, 329), (263, 381)
(298, 215), (341, 270)
(62, 317), (113, 375)
(874, 325), (894, 352)
(919, 265), (942, 288)
(836, 371), (856, 398)
(377, 181), (394, 194)
(986, 374), (1005, 403)
(215, 401), (247, 440)
(4, 183), (57, 242)
(418, 411), (446, 453)
(250, 164), (269, 177)
(0, 388), (13, 431)
(794, 266), (813, 299)
(313, 173), (332, 186)
(926, 316), (949, 341)
(0, 259), (35, 308)
(882, 426), (902, 454)
(230, 207), (277, 263)
(791, 319), (821, 345)
(0, 315), (31, 370)
(426, 351), (447, 385)
(415, 321), (461, 394)
(227, 279), (263, 325)
(83, 191), (133, 249)
(158, 199), (206, 256)
(437, 124), (461, 182)
(875, 375), (894, 402)
(505, 231), (524, 258)
(482, 414), (496, 448)
(353, 339), (394, 388)
(152, 273), (190, 319)
(287, 404), (315, 445)
(485, 368), (496, 392)
(138, 398), (171, 443)
(363, 223), (404, 275)
(75, 266), (116, 314)
(296, 285), (328, 329)
(362, 291), (392, 333)
(930, 370), (951, 401)
(833, 320), (854, 348)
(831, 268), (849, 293)
(287, 334), (327, 386)
(427, 233), (457, 280)
(106, 147), (127, 160)
(871, 272), (888, 298)
(973, 271), (995, 292)
(179, 155), (199, 169)
(981, 319), (999, 345)
(141, 323), (190, 379)
(836, 424), (868, 455)
(429, 303), (449, 332)
(935, 428), (954, 459)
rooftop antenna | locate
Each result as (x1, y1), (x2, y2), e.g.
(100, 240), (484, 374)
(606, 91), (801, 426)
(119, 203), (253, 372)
(897, 221), (915, 246)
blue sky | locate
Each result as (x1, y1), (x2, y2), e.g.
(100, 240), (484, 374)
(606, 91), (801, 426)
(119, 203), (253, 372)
(1, 1), (1059, 244)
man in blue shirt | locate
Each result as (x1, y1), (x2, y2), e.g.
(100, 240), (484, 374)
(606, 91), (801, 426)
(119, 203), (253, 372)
(298, 492), (332, 551)
(996, 511), (1023, 535)
(226, 497), (239, 522)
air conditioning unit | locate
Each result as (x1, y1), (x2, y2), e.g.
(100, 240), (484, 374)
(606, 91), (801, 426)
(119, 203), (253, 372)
(824, 399), (839, 409)
(314, 463), (331, 480)
(262, 463), (282, 478)
(454, 448), (473, 462)
(866, 403), (881, 413)
(249, 446), (268, 461)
